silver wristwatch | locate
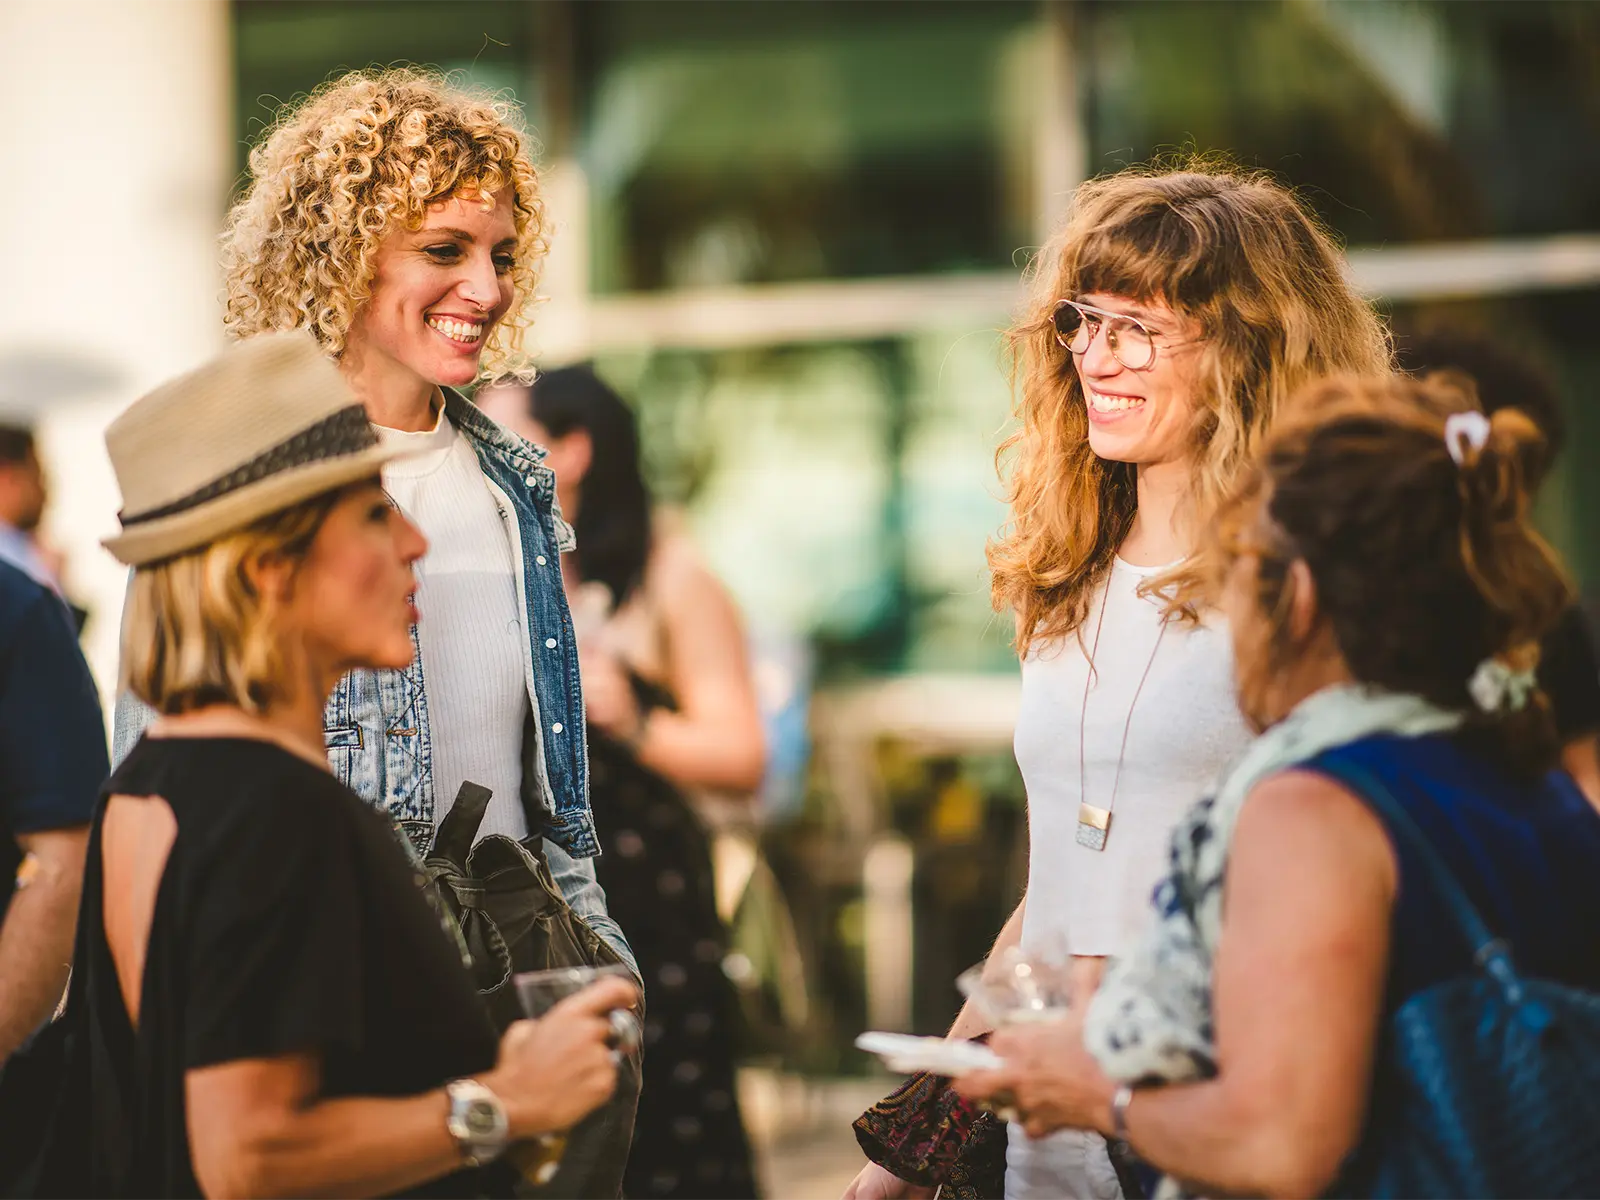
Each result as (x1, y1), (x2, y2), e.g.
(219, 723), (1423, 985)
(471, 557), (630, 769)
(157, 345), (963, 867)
(445, 1078), (510, 1167)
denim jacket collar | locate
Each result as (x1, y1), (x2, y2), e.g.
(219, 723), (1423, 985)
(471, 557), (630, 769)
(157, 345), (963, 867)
(440, 388), (576, 553)
(313, 388), (597, 859)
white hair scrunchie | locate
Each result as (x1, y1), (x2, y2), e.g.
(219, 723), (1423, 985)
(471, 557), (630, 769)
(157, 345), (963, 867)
(1444, 409), (1492, 467)
(1468, 656), (1538, 713)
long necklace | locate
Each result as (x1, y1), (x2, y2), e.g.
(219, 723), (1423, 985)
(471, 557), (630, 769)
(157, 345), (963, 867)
(1076, 567), (1169, 851)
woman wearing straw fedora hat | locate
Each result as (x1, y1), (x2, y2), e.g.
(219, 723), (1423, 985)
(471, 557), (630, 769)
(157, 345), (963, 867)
(82, 331), (636, 1198)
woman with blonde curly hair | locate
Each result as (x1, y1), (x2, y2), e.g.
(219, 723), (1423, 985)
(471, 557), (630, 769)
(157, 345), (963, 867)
(113, 68), (639, 1196)
(847, 163), (1390, 1200)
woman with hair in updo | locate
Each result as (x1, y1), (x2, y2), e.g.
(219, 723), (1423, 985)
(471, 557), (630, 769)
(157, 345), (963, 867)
(111, 67), (640, 1196)
(849, 162), (1391, 1200)
(952, 373), (1600, 1198)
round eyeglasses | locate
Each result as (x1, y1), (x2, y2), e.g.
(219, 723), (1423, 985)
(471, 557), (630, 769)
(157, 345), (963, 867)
(1052, 300), (1196, 372)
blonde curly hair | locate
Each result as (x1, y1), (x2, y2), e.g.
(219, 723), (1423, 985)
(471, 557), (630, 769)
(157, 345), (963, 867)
(989, 159), (1392, 657)
(220, 67), (547, 374)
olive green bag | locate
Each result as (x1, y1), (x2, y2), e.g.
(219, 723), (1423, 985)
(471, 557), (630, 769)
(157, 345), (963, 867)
(425, 782), (627, 1026)
(425, 781), (642, 1199)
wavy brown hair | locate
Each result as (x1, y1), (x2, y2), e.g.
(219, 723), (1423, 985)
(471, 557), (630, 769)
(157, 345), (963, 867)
(220, 68), (546, 374)
(1219, 373), (1572, 774)
(989, 160), (1391, 656)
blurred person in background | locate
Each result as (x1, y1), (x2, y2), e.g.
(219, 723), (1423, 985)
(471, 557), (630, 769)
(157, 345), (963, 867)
(84, 332), (630, 1198)
(0, 553), (105, 1065)
(479, 366), (766, 1200)
(0, 424), (60, 589)
(1396, 328), (1600, 805)
(113, 70), (637, 985)
(848, 162), (1391, 1200)
(954, 373), (1600, 1199)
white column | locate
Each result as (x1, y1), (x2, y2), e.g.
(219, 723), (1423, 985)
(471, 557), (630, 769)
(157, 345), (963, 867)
(0, 0), (232, 711)
(530, 158), (594, 366)
(1034, 0), (1087, 241)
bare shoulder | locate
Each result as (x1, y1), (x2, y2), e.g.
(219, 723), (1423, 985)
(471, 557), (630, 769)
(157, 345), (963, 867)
(1235, 768), (1398, 888)
(649, 531), (726, 609)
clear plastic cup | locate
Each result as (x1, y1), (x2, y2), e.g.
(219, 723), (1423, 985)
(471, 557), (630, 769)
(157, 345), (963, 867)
(512, 964), (641, 1052)
(956, 944), (1075, 1027)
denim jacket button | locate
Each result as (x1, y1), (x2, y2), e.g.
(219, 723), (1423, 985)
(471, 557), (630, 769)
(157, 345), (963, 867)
(545, 637), (558, 649)
(552, 722), (564, 734)
(535, 555), (548, 566)
(525, 473), (539, 486)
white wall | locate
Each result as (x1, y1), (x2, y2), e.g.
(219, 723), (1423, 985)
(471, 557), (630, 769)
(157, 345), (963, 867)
(0, 0), (232, 712)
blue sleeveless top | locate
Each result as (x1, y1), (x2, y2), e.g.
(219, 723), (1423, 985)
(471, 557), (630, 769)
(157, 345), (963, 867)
(1305, 732), (1600, 1006)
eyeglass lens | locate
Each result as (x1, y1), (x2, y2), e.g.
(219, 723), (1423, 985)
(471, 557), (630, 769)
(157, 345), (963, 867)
(1052, 304), (1156, 371)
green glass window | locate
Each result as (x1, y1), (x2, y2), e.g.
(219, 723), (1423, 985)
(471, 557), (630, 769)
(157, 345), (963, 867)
(1080, 0), (1600, 244)
(576, 0), (1039, 292)
(595, 330), (1016, 679)
(233, 0), (541, 173)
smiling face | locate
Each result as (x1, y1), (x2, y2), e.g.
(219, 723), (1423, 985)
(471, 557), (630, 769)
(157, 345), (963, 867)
(281, 481), (428, 680)
(1072, 292), (1205, 469)
(343, 189), (518, 392)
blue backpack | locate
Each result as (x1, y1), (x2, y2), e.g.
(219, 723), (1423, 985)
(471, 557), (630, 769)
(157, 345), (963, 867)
(1317, 757), (1600, 1198)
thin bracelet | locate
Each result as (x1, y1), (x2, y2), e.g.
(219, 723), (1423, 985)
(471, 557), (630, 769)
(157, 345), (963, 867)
(1110, 1083), (1135, 1142)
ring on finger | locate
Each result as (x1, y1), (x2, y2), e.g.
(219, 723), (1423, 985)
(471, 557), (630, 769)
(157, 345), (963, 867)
(606, 1008), (641, 1055)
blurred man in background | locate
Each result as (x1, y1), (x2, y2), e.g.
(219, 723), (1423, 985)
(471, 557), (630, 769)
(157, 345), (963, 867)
(0, 557), (107, 1062)
(0, 426), (56, 590)
(1398, 328), (1600, 805)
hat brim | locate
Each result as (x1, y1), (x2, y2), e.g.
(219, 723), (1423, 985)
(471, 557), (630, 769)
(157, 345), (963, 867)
(103, 442), (413, 567)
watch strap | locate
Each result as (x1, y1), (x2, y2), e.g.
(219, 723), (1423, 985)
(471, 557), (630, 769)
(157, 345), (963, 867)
(1110, 1083), (1135, 1142)
(445, 1077), (509, 1168)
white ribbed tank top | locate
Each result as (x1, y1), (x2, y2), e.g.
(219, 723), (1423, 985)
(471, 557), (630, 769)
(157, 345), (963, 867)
(1007, 556), (1250, 1199)
(378, 412), (532, 843)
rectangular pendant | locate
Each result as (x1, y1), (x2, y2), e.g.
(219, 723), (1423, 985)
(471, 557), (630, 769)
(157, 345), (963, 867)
(1076, 803), (1111, 852)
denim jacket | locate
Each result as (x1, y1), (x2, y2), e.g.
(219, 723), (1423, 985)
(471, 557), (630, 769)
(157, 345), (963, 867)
(112, 389), (634, 975)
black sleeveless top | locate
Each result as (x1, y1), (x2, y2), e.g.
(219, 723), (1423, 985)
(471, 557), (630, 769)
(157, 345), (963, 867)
(86, 736), (499, 1197)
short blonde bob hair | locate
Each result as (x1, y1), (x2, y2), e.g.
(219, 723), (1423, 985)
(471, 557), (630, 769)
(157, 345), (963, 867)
(121, 490), (346, 715)
(220, 67), (546, 375)
(988, 159), (1392, 657)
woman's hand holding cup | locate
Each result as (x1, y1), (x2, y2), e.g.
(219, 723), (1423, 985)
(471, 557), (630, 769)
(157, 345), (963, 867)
(485, 975), (640, 1138)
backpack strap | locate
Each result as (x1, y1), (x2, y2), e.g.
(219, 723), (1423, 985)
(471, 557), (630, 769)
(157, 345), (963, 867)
(434, 782), (493, 867)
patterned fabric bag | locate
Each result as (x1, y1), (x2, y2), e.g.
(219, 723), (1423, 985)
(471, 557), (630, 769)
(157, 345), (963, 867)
(852, 1052), (1008, 1199)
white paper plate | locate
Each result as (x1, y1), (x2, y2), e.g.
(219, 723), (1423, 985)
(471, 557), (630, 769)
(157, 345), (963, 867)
(855, 1031), (1004, 1075)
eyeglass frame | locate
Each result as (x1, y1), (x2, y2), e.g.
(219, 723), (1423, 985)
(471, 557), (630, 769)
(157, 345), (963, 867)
(1051, 299), (1201, 372)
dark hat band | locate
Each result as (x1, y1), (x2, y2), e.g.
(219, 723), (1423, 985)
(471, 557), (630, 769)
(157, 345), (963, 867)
(120, 404), (377, 526)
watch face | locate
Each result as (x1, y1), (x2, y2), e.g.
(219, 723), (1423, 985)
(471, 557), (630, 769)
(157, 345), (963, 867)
(464, 1100), (501, 1136)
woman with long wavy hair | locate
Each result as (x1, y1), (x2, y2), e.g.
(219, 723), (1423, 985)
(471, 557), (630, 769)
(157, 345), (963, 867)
(847, 162), (1391, 1200)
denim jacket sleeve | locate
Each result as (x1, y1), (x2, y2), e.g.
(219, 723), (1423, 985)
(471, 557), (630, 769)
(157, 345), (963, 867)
(111, 570), (158, 769)
(542, 834), (640, 982)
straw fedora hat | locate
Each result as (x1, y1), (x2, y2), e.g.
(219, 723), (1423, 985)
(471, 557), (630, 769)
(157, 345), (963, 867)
(104, 331), (409, 566)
